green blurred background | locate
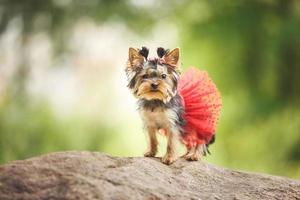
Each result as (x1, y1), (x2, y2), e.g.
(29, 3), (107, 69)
(0, 0), (300, 179)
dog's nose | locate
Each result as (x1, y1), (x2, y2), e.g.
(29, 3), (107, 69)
(151, 83), (158, 90)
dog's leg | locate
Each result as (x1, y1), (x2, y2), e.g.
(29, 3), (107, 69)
(183, 146), (195, 159)
(185, 144), (203, 161)
(162, 129), (176, 165)
(144, 127), (158, 157)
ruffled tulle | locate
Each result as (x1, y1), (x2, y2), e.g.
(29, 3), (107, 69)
(178, 67), (222, 148)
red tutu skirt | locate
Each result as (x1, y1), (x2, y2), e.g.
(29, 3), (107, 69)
(178, 67), (222, 149)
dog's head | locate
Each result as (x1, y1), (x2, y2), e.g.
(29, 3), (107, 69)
(125, 47), (180, 103)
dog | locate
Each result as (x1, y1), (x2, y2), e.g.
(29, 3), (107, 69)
(125, 47), (222, 165)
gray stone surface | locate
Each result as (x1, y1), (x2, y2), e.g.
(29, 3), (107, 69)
(0, 151), (299, 200)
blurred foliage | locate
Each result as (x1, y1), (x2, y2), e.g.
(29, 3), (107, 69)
(0, 0), (300, 178)
(0, 0), (155, 34)
(0, 96), (117, 163)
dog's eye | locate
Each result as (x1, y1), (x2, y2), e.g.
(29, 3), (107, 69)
(161, 74), (167, 79)
(142, 74), (149, 79)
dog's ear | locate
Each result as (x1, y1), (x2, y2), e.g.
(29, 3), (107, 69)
(163, 47), (180, 69)
(128, 47), (144, 70)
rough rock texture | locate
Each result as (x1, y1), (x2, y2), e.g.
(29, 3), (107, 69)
(0, 151), (300, 200)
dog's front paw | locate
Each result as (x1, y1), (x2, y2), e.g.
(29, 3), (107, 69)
(161, 154), (175, 165)
(144, 151), (156, 157)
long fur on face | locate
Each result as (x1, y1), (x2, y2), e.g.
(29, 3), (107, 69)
(134, 64), (178, 103)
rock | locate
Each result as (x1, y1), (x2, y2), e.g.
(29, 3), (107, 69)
(0, 151), (299, 200)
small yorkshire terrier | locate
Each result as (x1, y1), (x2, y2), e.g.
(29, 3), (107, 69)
(125, 47), (222, 165)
